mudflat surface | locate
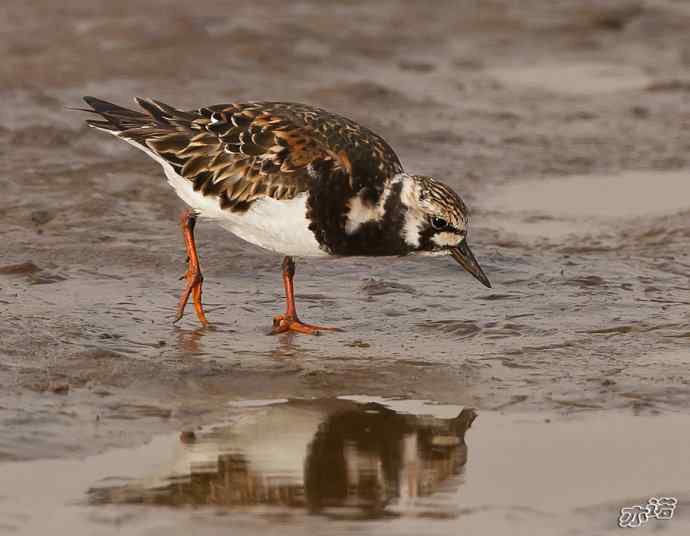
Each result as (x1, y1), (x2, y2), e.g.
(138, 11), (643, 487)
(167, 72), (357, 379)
(1, 1), (689, 535)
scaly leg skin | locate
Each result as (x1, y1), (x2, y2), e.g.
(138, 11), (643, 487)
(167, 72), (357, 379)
(271, 256), (340, 335)
(173, 209), (210, 327)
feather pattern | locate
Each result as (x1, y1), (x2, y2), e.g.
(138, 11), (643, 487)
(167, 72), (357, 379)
(82, 97), (403, 214)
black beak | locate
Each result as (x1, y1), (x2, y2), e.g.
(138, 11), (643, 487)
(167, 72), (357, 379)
(449, 241), (492, 288)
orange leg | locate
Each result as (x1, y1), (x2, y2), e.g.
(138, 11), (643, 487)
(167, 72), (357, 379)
(271, 256), (340, 335)
(173, 209), (209, 327)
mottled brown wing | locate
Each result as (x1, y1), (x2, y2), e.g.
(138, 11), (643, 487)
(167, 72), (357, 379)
(83, 98), (402, 212)
(268, 102), (403, 190)
(138, 101), (356, 212)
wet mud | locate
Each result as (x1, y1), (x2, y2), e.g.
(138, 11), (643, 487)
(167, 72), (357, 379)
(1, 0), (690, 534)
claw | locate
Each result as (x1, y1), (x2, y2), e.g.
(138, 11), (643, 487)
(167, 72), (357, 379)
(271, 314), (339, 335)
(270, 256), (340, 336)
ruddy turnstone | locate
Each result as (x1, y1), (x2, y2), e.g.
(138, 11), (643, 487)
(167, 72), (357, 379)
(79, 97), (491, 334)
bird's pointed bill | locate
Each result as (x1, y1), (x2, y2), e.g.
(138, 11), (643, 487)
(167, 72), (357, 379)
(450, 241), (492, 288)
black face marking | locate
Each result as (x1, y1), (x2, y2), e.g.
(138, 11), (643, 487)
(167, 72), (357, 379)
(417, 222), (437, 251)
(416, 222), (465, 254)
(340, 180), (408, 255)
(306, 171), (411, 256)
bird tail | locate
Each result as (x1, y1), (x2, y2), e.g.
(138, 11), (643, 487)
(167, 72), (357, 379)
(77, 96), (196, 144)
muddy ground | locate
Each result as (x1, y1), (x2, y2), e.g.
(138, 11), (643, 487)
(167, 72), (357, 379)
(1, 0), (690, 534)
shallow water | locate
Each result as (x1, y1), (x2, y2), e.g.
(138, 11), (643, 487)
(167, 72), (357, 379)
(484, 170), (690, 239)
(488, 62), (651, 95)
(2, 1), (690, 535)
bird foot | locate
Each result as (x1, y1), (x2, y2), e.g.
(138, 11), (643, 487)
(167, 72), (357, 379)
(271, 314), (340, 335)
(174, 269), (209, 327)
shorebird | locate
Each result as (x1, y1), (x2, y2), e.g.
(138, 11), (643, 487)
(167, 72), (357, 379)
(80, 97), (491, 334)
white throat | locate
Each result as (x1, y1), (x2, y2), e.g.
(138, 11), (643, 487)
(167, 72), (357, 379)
(397, 173), (425, 248)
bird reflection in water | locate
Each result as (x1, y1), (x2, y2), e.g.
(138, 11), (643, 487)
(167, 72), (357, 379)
(89, 399), (476, 519)
(175, 327), (207, 354)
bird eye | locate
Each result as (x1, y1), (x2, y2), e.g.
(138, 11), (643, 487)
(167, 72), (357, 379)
(431, 216), (447, 230)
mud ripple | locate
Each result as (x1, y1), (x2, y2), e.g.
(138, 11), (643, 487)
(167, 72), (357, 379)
(0, 262), (40, 275)
(586, 322), (683, 336)
(360, 278), (416, 296)
(478, 293), (523, 301)
(417, 320), (482, 338)
(105, 403), (173, 421)
(0, 261), (66, 285)
(565, 275), (607, 287)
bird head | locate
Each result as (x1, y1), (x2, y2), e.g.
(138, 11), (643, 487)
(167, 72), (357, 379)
(399, 174), (491, 288)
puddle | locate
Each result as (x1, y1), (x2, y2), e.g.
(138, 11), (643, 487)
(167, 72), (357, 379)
(491, 170), (690, 219)
(489, 62), (650, 95)
(2, 398), (690, 535)
(86, 398), (475, 519)
(484, 170), (690, 239)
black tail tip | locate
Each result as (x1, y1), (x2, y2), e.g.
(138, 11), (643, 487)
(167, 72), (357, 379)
(82, 95), (114, 111)
(82, 96), (140, 116)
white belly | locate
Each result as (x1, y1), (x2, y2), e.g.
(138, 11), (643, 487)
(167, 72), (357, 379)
(129, 140), (327, 257)
(217, 194), (328, 257)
